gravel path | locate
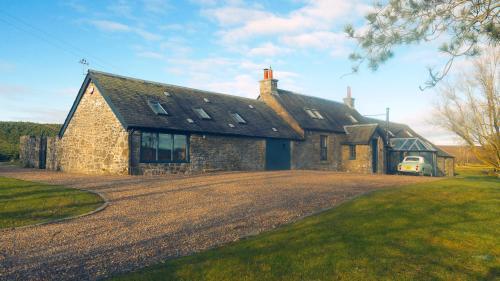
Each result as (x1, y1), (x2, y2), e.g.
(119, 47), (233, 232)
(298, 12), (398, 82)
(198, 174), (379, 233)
(0, 166), (436, 281)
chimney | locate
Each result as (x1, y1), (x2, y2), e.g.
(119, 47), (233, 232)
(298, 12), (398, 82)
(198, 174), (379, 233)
(260, 66), (278, 97)
(343, 86), (355, 109)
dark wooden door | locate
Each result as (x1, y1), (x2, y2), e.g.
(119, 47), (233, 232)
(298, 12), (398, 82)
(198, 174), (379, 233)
(371, 139), (378, 173)
(39, 137), (47, 169)
(266, 139), (291, 170)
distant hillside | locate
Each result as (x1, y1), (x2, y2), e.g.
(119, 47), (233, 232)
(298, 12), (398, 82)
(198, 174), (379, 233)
(0, 121), (61, 161)
(438, 145), (482, 165)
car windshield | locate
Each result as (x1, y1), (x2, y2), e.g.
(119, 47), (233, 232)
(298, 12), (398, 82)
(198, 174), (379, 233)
(405, 157), (420, 162)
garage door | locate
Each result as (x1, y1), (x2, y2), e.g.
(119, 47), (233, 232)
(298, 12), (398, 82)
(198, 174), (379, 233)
(266, 139), (291, 170)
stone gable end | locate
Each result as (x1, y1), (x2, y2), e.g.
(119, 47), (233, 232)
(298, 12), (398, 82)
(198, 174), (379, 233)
(58, 82), (129, 175)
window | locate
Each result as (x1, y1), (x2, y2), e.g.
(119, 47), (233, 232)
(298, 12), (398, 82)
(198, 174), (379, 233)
(405, 130), (414, 137)
(186, 118), (194, 123)
(148, 101), (168, 115)
(194, 107), (211, 119)
(140, 132), (189, 163)
(248, 104), (255, 109)
(305, 109), (316, 118)
(164, 91), (171, 97)
(230, 112), (246, 124)
(228, 123), (235, 128)
(313, 110), (324, 119)
(320, 135), (328, 161)
(203, 97), (210, 103)
(141, 132), (157, 162)
(272, 127), (278, 132)
(349, 145), (356, 160)
(305, 108), (324, 119)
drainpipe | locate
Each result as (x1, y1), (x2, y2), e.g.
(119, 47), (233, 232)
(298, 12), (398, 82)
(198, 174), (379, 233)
(128, 129), (135, 175)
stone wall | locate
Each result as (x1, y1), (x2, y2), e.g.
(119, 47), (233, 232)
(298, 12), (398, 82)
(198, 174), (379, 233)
(342, 144), (372, 173)
(437, 156), (455, 177)
(291, 131), (343, 170)
(130, 131), (266, 175)
(58, 82), (129, 175)
(46, 137), (59, 171)
(19, 136), (41, 168)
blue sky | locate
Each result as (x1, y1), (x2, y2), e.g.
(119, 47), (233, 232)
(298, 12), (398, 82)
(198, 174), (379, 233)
(0, 0), (468, 144)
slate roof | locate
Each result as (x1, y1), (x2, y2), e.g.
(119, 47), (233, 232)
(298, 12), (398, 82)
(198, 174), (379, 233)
(274, 89), (365, 133)
(343, 124), (379, 144)
(60, 70), (302, 140)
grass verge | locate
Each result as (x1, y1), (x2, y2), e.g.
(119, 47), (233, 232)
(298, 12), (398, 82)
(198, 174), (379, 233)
(0, 176), (104, 229)
(110, 168), (499, 281)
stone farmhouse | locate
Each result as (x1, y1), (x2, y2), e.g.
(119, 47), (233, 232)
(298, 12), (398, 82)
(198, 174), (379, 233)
(20, 69), (454, 176)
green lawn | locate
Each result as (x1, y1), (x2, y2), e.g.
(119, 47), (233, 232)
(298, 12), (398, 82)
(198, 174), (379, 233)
(111, 168), (500, 281)
(0, 176), (104, 229)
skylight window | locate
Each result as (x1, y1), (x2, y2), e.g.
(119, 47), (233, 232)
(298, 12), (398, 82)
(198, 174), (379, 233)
(406, 130), (414, 137)
(186, 118), (194, 123)
(305, 109), (317, 118)
(203, 98), (210, 103)
(193, 107), (211, 120)
(312, 110), (324, 119)
(230, 112), (246, 124)
(272, 127), (278, 132)
(248, 104), (255, 109)
(228, 123), (235, 128)
(347, 114), (358, 123)
(305, 108), (324, 119)
(148, 101), (168, 115)
(164, 91), (171, 97)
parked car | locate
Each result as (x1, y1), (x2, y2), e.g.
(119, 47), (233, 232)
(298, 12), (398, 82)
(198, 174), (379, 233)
(397, 156), (433, 176)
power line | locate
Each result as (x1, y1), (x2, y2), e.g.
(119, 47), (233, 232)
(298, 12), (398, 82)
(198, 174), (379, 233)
(0, 10), (126, 74)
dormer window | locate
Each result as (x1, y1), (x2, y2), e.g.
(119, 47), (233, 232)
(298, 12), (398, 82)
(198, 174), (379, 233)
(305, 108), (324, 119)
(148, 101), (168, 115)
(193, 107), (211, 120)
(230, 112), (246, 124)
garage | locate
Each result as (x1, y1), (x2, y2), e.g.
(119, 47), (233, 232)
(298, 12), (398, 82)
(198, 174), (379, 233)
(265, 139), (291, 170)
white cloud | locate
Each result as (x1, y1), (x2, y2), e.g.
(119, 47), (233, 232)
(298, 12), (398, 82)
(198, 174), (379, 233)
(136, 51), (165, 59)
(205, 0), (362, 43)
(90, 20), (130, 32)
(206, 74), (258, 98)
(281, 31), (347, 49)
(89, 20), (162, 41)
(248, 42), (291, 57)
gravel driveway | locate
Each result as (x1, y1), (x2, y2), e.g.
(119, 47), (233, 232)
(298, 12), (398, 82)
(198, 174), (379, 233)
(0, 166), (436, 281)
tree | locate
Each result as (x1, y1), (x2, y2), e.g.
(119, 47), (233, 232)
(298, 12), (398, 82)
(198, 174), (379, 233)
(345, 0), (499, 89)
(433, 48), (499, 172)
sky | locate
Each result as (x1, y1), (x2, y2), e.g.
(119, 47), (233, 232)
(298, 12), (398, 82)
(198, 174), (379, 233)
(0, 0), (470, 145)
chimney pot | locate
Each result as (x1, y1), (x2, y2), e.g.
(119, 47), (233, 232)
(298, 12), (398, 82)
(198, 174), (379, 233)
(268, 67), (273, 79)
(347, 86), (351, 98)
(263, 68), (269, 80)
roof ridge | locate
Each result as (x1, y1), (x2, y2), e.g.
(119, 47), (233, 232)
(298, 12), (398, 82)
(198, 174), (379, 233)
(88, 69), (261, 103)
(277, 88), (349, 107)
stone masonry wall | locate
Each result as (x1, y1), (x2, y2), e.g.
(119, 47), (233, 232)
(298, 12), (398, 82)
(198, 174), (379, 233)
(291, 131), (343, 170)
(58, 82), (129, 175)
(437, 156), (455, 177)
(19, 136), (40, 168)
(130, 131), (266, 175)
(46, 137), (59, 171)
(342, 144), (372, 173)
